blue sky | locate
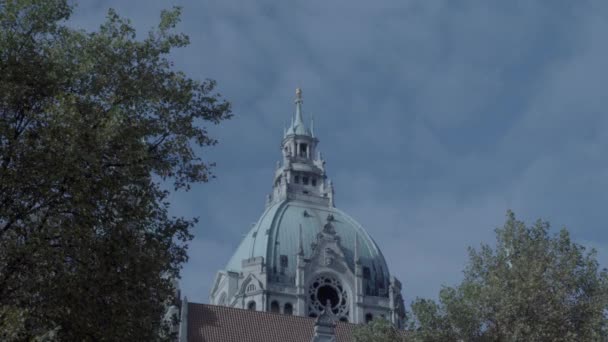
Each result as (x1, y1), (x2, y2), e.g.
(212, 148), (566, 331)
(70, 0), (608, 304)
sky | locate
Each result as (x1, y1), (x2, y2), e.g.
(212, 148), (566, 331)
(70, 0), (608, 304)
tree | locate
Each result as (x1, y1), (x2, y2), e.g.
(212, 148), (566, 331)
(0, 0), (232, 340)
(354, 317), (408, 342)
(409, 211), (608, 342)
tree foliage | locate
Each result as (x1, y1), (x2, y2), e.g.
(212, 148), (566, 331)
(354, 317), (408, 342)
(0, 0), (232, 340)
(409, 211), (608, 342)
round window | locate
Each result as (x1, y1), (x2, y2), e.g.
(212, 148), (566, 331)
(308, 275), (349, 321)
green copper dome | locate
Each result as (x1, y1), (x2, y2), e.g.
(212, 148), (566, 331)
(210, 89), (406, 326)
(227, 199), (391, 292)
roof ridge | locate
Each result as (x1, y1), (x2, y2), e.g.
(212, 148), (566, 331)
(192, 303), (359, 327)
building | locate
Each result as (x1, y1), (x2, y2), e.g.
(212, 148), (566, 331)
(177, 88), (406, 341)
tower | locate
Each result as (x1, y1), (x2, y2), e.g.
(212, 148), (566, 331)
(209, 89), (405, 326)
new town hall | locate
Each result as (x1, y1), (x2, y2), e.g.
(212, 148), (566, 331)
(172, 89), (406, 342)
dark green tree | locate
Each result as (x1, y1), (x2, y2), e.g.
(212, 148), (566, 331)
(354, 317), (408, 342)
(0, 0), (232, 340)
(409, 211), (608, 342)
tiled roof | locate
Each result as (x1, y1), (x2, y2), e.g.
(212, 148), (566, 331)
(187, 303), (357, 342)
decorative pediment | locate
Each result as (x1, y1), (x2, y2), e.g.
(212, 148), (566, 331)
(240, 273), (264, 295)
(308, 214), (349, 272)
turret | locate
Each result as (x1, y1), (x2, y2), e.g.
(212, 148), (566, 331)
(270, 88), (332, 206)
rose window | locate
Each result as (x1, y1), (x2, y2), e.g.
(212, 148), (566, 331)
(308, 275), (349, 321)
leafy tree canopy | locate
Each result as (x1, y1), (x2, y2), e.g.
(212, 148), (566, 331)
(409, 211), (608, 342)
(354, 317), (408, 342)
(355, 211), (608, 342)
(0, 0), (232, 340)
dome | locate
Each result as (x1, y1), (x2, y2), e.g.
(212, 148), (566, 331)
(209, 89), (405, 326)
(227, 199), (391, 292)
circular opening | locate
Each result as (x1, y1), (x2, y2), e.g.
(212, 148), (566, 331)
(317, 285), (340, 308)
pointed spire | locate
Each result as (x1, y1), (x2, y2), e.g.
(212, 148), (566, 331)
(295, 88), (304, 126)
(298, 224), (304, 256)
(310, 114), (315, 137)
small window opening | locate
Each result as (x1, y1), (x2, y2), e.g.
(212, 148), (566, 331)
(284, 303), (293, 315)
(312, 178), (317, 186)
(247, 284), (256, 293)
(303, 176), (309, 185)
(247, 301), (256, 311)
(294, 175), (300, 184)
(280, 255), (288, 268)
(365, 313), (374, 323)
(363, 267), (371, 280)
(300, 144), (308, 157)
(270, 301), (280, 313)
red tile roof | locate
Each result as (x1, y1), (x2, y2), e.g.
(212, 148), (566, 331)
(187, 303), (357, 342)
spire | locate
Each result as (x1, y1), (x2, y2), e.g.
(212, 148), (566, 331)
(295, 88), (304, 126)
(286, 88), (310, 136)
(298, 224), (304, 256)
(310, 114), (315, 137)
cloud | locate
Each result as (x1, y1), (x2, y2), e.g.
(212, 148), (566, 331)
(69, 0), (608, 304)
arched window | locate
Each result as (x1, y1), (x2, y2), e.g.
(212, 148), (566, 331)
(270, 301), (280, 313)
(365, 313), (374, 323)
(247, 301), (256, 311)
(284, 303), (293, 315)
(246, 284), (256, 293)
